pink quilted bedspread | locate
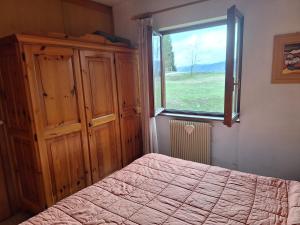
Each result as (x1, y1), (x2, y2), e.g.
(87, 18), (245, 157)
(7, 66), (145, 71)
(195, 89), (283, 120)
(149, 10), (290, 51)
(22, 153), (300, 225)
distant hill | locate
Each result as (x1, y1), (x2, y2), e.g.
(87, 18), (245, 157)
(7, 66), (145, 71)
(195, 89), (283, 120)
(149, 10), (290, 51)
(177, 61), (225, 73)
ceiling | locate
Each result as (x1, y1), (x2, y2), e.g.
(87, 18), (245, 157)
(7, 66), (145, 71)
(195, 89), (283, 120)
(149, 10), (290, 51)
(93, 0), (123, 6)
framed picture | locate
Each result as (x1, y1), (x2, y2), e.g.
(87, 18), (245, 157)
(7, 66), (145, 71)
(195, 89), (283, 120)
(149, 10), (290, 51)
(272, 32), (300, 83)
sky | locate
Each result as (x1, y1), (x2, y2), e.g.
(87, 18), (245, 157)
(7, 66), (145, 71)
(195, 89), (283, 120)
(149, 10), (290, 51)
(169, 24), (227, 67)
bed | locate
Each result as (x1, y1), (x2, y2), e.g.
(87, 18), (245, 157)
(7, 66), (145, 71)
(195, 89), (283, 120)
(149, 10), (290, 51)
(22, 153), (300, 225)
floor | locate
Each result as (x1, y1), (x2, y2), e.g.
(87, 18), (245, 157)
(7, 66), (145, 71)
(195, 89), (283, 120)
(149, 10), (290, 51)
(0, 213), (30, 225)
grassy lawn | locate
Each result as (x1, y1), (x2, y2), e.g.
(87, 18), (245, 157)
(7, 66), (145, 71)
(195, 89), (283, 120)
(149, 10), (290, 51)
(163, 72), (225, 113)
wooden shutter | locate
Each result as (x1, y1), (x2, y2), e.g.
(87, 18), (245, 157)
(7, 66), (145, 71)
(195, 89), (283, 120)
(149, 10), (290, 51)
(224, 5), (244, 127)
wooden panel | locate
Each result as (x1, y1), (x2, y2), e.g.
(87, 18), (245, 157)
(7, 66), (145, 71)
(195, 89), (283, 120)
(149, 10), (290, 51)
(115, 53), (141, 113)
(24, 45), (91, 206)
(0, 0), (114, 38)
(62, 0), (114, 36)
(0, 0), (64, 37)
(46, 132), (87, 202)
(0, 123), (19, 214)
(12, 137), (43, 206)
(80, 50), (121, 183)
(0, 146), (11, 221)
(0, 45), (29, 213)
(88, 58), (115, 117)
(121, 114), (142, 165)
(92, 122), (120, 179)
(115, 52), (143, 166)
(0, 48), (30, 131)
(34, 53), (79, 128)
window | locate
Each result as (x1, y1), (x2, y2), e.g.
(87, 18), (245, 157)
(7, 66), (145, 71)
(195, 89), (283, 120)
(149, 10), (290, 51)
(148, 5), (244, 127)
(163, 23), (227, 115)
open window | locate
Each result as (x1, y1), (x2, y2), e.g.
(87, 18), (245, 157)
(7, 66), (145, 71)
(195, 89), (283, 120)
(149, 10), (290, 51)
(148, 5), (244, 127)
(147, 26), (165, 117)
(224, 5), (244, 127)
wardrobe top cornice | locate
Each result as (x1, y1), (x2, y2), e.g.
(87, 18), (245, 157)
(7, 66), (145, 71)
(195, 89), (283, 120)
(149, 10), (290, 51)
(0, 34), (137, 53)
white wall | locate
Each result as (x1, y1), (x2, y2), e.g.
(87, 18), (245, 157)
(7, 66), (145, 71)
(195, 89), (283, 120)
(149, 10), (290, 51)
(113, 0), (300, 181)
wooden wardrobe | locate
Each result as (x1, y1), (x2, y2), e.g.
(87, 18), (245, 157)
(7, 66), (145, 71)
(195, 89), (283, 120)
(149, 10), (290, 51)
(0, 34), (142, 213)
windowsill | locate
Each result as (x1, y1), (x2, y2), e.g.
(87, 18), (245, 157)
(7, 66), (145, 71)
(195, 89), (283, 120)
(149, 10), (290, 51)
(158, 112), (225, 122)
(158, 110), (240, 123)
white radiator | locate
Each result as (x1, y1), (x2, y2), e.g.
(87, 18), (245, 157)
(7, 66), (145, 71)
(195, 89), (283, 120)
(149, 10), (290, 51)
(170, 120), (211, 164)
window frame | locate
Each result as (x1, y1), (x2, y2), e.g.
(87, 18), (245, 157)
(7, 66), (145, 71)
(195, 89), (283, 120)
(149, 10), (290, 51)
(160, 19), (228, 119)
(147, 26), (166, 117)
(148, 5), (244, 126)
(224, 5), (244, 127)
(160, 19), (227, 36)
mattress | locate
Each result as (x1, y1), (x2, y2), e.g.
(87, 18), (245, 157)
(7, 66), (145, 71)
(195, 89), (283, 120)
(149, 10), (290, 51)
(22, 153), (300, 225)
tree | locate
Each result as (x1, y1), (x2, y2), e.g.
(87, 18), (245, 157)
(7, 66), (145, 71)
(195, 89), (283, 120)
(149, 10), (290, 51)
(189, 38), (199, 76)
(162, 35), (176, 72)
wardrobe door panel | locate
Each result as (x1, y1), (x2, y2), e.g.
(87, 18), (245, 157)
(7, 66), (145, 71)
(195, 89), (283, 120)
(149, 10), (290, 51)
(80, 50), (121, 183)
(88, 59), (115, 117)
(46, 132), (86, 202)
(92, 121), (120, 179)
(121, 114), (142, 165)
(24, 45), (91, 206)
(35, 54), (79, 128)
(115, 54), (140, 113)
(115, 52), (142, 166)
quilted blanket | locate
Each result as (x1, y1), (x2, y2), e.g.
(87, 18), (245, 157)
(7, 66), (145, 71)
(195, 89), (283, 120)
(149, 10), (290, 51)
(22, 153), (300, 225)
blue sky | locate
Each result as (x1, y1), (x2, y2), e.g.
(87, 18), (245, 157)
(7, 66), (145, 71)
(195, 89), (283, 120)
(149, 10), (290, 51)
(169, 25), (227, 67)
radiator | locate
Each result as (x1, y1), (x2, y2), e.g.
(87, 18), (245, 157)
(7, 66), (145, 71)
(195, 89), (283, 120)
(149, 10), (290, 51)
(170, 120), (211, 164)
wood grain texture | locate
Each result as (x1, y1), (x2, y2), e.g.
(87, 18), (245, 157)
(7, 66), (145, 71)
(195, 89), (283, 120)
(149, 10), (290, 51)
(0, 0), (113, 37)
(0, 34), (134, 53)
(0, 44), (32, 214)
(0, 139), (11, 221)
(46, 132), (87, 202)
(23, 45), (91, 206)
(80, 50), (122, 183)
(0, 34), (141, 215)
(115, 52), (143, 166)
(0, 0), (64, 37)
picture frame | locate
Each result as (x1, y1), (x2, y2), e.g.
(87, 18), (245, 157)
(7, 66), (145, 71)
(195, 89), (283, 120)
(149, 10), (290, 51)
(272, 32), (300, 83)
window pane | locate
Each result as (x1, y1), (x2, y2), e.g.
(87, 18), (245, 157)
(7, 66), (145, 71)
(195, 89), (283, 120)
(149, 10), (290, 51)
(232, 18), (242, 116)
(152, 32), (162, 111)
(164, 25), (227, 114)
(224, 5), (244, 126)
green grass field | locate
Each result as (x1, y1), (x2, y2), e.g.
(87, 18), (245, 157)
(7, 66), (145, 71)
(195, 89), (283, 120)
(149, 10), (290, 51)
(163, 72), (225, 113)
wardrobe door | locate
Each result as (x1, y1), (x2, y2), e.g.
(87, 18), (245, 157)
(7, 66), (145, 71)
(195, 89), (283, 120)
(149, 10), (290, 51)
(80, 50), (122, 183)
(24, 45), (91, 204)
(115, 52), (143, 166)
